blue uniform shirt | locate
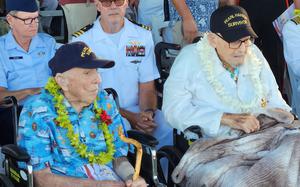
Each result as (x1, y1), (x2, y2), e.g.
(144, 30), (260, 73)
(18, 89), (128, 180)
(168, 0), (218, 32)
(0, 31), (56, 91)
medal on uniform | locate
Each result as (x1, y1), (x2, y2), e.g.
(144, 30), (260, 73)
(261, 98), (267, 108)
(126, 41), (145, 57)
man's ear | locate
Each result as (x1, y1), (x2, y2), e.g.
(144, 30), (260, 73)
(207, 33), (218, 48)
(55, 73), (69, 91)
(6, 14), (13, 28)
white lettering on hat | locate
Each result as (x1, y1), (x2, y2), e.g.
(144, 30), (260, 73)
(224, 13), (248, 24)
(228, 20), (248, 27)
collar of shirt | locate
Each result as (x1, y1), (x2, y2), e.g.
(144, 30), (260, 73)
(41, 89), (95, 118)
(212, 48), (250, 77)
(5, 31), (47, 52)
(92, 17), (138, 43)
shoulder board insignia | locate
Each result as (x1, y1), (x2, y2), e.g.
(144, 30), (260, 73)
(72, 23), (94, 38)
(291, 16), (300, 25)
(128, 19), (151, 31)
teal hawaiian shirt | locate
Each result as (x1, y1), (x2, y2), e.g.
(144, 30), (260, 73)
(18, 89), (128, 180)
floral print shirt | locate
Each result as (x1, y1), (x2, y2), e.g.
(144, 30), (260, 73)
(169, 0), (219, 32)
(18, 90), (128, 181)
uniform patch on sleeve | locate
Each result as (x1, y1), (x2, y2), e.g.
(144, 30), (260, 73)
(72, 23), (94, 38)
(127, 19), (151, 31)
(291, 16), (300, 25)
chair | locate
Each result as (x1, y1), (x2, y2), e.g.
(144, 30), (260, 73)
(104, 88), (166, 187)
(0, 90), (166, 187)
(39, 8), (66, 43)
(58, 0), (97, 42)
(0, 96), (32, 187)
(154, 42), (181, 109)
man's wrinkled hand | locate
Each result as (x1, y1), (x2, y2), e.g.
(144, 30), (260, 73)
(222, 113), (260, 133)
(125, 177), (147, 187)
(132, 112), (156, 134)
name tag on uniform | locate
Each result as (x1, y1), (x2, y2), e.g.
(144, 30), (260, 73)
(9, 56), (23, 60)
(37, 51), (46, 57)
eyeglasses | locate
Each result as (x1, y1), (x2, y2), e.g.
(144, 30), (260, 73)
(99, 0), (125, 7)
(10, 14), (39, 25)
(216, 34), (255, 49)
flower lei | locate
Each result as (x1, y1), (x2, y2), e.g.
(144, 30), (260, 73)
(196, 34), (265, 113)
(45, 77), (115, 165)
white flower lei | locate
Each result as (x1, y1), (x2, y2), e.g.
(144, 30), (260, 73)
(197, 34), (265, 113)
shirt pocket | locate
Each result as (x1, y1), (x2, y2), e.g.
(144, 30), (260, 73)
(122, 57), (141, 81)
(7, 71), (19, 82)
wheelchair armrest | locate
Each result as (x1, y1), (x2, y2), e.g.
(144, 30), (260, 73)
(155, 42), (181, 53)
(127, 130), (159, 147)
(184, 125), (203, 140)
(1, 144), (30, 162)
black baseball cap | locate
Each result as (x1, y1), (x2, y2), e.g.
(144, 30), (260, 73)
(49, 42), (114, 76)
(210, 5), (258, 43)
(6, 0), (38, 13)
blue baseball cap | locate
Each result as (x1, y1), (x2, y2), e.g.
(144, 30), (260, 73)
(49, 42), (114, 76)
(6, 0), (38, 13)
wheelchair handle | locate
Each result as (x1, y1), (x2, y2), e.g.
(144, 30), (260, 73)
(0, 96), (17, 106)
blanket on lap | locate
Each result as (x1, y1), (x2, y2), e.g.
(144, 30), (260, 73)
(172, 114), (300, 187)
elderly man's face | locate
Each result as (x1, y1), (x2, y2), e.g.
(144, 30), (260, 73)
(212, 34), (252, 66)
(95, 0), (128, 25)
(6, 11), (39, 39)
(62, 68), (101, 106)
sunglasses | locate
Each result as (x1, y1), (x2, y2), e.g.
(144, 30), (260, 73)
(99, 0), (125, 7)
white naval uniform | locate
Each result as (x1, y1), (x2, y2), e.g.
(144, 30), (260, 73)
(283, 15), (300, 77)
(72, 18), (173, 148)
(283, 15), (300, 118)
(162, 39), (291, 138)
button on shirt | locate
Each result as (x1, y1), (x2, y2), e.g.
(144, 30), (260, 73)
(0, 31), (56, 91)
(168, 0), (218, 32)
(72, 18), (160, 111)
(18, 90), (128, 180)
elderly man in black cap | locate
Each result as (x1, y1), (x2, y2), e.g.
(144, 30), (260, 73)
(17, 41), (147, 187)
(0, 0), (57, 104)
(163, 5), (293, 138)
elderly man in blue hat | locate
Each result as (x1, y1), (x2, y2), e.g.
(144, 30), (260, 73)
(18, 41), (147, 187)
(0, 0), (57, 104)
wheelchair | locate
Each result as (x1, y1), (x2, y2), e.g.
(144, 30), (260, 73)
(0, 88), (166, 187)
(153, 41), (203, 187)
